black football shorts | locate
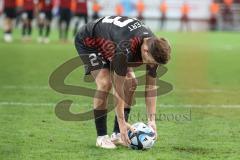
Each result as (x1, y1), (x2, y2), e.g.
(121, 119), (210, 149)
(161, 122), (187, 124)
(74, 25), (110, 75)
(4, 8), (16, 19)
(39, 11), (52, 21)
(22, 10), (34, 20)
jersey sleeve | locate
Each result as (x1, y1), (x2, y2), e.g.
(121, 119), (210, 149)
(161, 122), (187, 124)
(111, 53), (128, 76)
(146, 64), (158, 78)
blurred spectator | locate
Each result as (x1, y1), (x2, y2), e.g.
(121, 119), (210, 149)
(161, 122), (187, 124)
(179, 1), (191, 32)
(22, 0), (37, 41)
(159, 0), (168, 30)
(209, 0), (219, 31)
(222, 0), (234, 30)
(136, 0), (145, 21)
(37, 0), (53, 43)
(115, 3), (123, 16)
(3, 0), (17, 42)
(59, 0), (72, 42)
(92, 0), (101, 20)
(73, 0), (88, 36)
(224, 0), (234, 6)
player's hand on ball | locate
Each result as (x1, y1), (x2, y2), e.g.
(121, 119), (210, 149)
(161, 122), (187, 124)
(126, 122), (137, 133)
(148, 121), (157, 140)
(119, 123), (131, 146)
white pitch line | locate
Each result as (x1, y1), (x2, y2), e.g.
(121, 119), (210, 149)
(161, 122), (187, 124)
(0, 102), (56, 106)
(0, 85), (49, 90)
(0, 102), (240, 108)
(158, 104), (240, 109)
(1, 85), (240, 94)
(174, 89), (238, 93)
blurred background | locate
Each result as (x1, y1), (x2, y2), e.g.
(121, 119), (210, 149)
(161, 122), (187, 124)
(0, 0), (240, 43)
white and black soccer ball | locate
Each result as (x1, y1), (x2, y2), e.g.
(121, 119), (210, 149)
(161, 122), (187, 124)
(128, 122), (156, 150)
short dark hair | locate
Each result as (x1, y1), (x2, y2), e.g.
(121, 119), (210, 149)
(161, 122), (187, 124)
(147, 37), (171, 64)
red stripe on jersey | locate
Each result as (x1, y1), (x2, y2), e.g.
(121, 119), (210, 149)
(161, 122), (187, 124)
(23, 0), (35, 11)
(76, 0), (87, 14)
(130, 37), (141, 55)
(83, 37), (116, 60)
(83, 36), (143, 63)
(4, 0), (17, 8)
(59, 0), (71, 9)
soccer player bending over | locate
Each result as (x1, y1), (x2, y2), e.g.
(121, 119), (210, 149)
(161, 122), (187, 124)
(74, 16), (171, 149)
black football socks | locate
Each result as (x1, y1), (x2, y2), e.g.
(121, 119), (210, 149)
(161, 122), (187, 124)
(113, 108), (131, 134)
(5, 30), (12, 34)
(22, 24), (27, 36)
(39, 24), (44, 37)
(22, 23), (32, 37)
(46, 25), (50, 37)
(94, 109), (107, 136)
(28, 23), (32, 36)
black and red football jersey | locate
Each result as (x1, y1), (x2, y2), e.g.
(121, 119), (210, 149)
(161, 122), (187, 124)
(23, 0), (36, 11)
(59, 0), (72, 9)
(77, 16), (158, 76)
(4, 0), (17, 8)
(39, 0), (53, 11)
(75, 0), (87, 14)
(81, 16), (155, 63)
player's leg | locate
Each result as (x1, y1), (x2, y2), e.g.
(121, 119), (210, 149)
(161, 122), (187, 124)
(27, 11), (33, 38)
(26, 19), (31, 37)
(58, 8), (64, 40)
(3, 8), (15, 42)
(179, 16), (184, 32)
(22, 12), (28, 40)
(111, 68), (138, 144)
(84, 13), (88, 24)
(91, 69), (116, 149)
(73, 15), (80, 36)
(44, 11), (52, 43)
(38, 12), (45, 43)
(3, 17), (12, 42)
(75, 31), (116, 148)
(160, 14), (166, 30)
(60, 8), (71, 42)
(160, 16), (163, 30)
(186, 16), (191, 32)
(91, 69), (111, 134)
(22, 11), (32, 40)
(64, 9), (71, 41)
(44, 20), (51, 43)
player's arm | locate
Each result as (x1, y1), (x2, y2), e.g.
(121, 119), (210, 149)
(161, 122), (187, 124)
(145, 64), (158, 138)
(113, 73), (130, 139)
(112, 53), (131, 145)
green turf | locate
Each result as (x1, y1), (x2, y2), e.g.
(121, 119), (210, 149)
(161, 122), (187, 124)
(0, 31), (240, 160)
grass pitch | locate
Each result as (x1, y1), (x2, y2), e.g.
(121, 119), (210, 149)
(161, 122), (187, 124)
(0, 31), (240, 160)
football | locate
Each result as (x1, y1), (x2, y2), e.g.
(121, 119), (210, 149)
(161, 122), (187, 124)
(128, 122), (156, 150)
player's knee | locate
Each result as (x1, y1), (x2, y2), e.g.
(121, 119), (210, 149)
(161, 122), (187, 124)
(97, 79), (112, 92)
(132, 78), (138, 91)
(128, 78), (138, 91)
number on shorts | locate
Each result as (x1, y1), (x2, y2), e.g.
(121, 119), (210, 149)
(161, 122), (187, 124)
(89, 54), (99, 66)
(98, 53), (106, 65)
(102, 16), (134, 27)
